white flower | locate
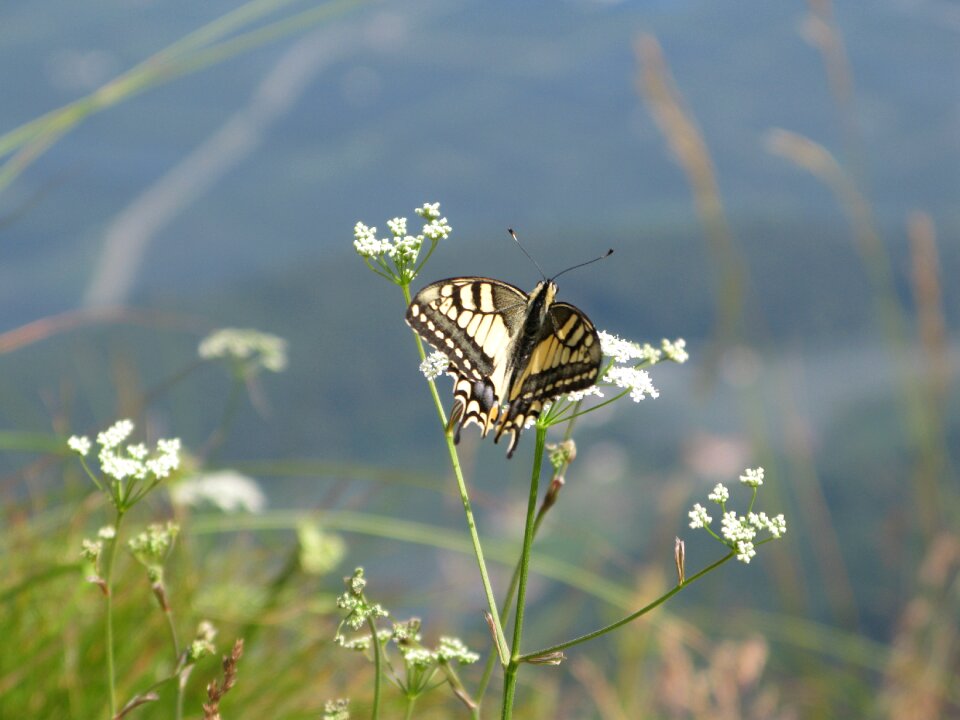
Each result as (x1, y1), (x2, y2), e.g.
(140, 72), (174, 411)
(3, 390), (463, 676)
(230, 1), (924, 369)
(415, 202), (441, 220)
(720, 511), (757, 545)
(566, 385), (603, 403)
(68, 435), (91, 456)
(386, 217), (407, 237)
(392, 234), (423, 262)
(739, 467), (765, 487)
(598, 331), (644, 363)
(735, 541), (756, 563)
(98, 525), (117, 539)
(96, 420), (134, 451)
(639, 343), (663, 364)
(419, 352), (450, 380)
(146, 438), (181, 479)
(198, 328), (288, 372)
(749, 511), (787, 538)
(90, 420), (182, 484)
(170, 470), (266, 513)
(126, 443), (148, 460)
(707, 483), (729, 504)
(422, 217), (451, 241)
(353, 222), (387, 257)
(662, 337), (689, 363)
(401, 647), (435, 668)
(688, 503), (711, 529)
(128, 521), (179, 565)
(604, 365), (659, 401)
(80, 538), (104, 561)
(436, 636), (480, 664)
(323, 699), (350, 720)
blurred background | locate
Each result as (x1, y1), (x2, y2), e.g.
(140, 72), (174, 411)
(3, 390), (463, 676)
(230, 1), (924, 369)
(1, 0), (957, 717)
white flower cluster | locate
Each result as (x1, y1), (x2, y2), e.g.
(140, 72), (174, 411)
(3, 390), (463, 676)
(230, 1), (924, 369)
(68, 435), (91, 456)
(69, 419), (181, 484)
(397, 634), (480, 670)
(323, 699), (350, 720)
(707, 483), (729, 503)
(336, 592), (389, 631)
(686, 467), (786, 564)
(416, 202), (452, 240)
(597, 332), (689, 367)
(565, 385), (603, 403)
(198, 328), (288, 373)
(419, 351), (450, 380)
(740, 467), (764, 487)
(436, 636), (480, 665)
(598, 331), (646, 363)
(352, 222), (392, 257)
(605, 365), (659, 402)
(567, 331), (689, 407)
(128, 521), (180, 564)
(662, 338), (688, 363)
(688, 503), (711, 529)
(353, 202), (451, 263)
(187, 620), (218, 662)
(391, 618), (422, 643)
(80, 538), (104, 562)
(749, 511), (787, 538)
(336, 568), (388, 631)
(721, 511), (760, 563)
(171, 471), (266, 514)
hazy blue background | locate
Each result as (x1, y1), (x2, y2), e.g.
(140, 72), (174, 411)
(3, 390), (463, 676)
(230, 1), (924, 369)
(1, 0), (957, 687)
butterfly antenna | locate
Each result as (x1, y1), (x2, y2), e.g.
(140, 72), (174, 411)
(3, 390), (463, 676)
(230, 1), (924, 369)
(551, 248), (614, 281)
(508, 228), (548, 281)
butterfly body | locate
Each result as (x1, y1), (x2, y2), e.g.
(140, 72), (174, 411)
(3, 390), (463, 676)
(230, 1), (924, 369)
(406, 276), (601, 458)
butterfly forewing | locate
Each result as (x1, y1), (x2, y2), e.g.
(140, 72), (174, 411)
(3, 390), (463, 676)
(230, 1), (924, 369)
(405, 277), (602, 458)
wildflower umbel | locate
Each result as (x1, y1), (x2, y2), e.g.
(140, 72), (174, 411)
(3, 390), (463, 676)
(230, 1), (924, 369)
(419, 351), (450, 380)
(171, 471), (266, 514)
(128, 521), (179, 582)
(188, 621), (218, 662)
(323, 699), (350, 720)
(198, 328), (288, 373)
(353, 202), (451, 285)
(538, 333), (687, 427)
(335, 568), (389, 637)
(69, 420), (182, 512)
(685, 467), (786, 564)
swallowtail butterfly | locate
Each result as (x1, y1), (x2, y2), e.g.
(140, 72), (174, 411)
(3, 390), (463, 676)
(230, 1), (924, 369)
(406, 251), (607, 458)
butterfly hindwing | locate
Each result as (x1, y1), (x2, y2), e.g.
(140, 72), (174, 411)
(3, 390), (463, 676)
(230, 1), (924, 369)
(494, 302), (602, 456)
(406, 276), (602, 458)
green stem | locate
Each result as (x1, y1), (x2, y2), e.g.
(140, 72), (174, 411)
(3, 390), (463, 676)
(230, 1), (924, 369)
(162, 608), (183, 720)
(518, 551), (734, 661)
(104, 509), (126, 719)
(475, 404), (584, 715)
(400, 283), (509, 662)
(403, 695), (417, 720)
(368, 616), (382, 720)
(203, 371), (244, 464)
(500, 427), (547, 720)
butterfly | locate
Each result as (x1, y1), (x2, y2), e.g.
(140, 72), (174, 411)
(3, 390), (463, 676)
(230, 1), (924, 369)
(405, 274), (603, 458)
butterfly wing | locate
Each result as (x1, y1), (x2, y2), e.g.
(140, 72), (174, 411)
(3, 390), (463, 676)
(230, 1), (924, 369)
(405, 277), (528, 439)
(494, 301), (603, 457)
